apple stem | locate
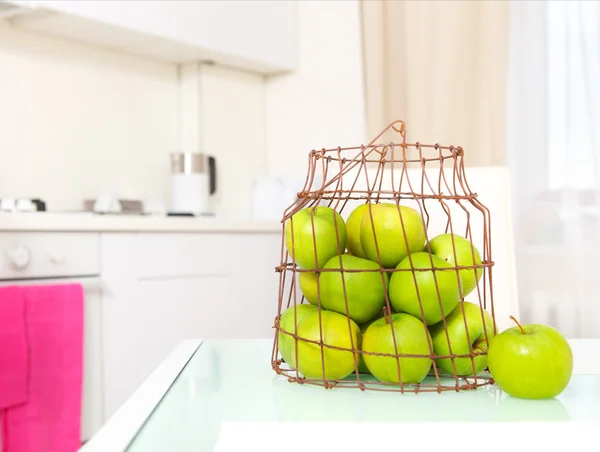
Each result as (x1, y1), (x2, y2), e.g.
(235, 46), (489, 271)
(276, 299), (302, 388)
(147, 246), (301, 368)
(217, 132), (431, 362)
(383, 306), (390, 324)
(510, 315), (526, 334)
(473, 344), (486, 353)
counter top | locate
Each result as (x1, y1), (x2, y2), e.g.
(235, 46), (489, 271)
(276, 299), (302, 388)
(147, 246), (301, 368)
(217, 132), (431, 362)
(0, 213), (282, 233)
(81, 338), (600, 452)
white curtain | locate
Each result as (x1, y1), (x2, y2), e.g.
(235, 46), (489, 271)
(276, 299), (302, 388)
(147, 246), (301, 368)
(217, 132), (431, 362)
(507, 0), (600, 338)
(360, 0), (509, 166)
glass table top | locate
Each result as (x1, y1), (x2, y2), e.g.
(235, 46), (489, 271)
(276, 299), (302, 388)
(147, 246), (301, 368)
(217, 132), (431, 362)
(127, 339), (600, 452)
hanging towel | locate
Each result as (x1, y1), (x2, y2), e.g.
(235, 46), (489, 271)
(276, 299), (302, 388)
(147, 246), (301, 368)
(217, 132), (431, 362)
(2, 283), (84, 452)
(0, 286), (29, 410)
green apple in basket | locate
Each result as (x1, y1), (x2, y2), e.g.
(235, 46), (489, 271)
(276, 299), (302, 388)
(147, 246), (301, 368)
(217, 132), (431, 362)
(345, 203), (371, 258)
(295, 310), (361, 381)
(360, 203), (426, 269)
(429, 301), (495, 376)
(388, 252), (463, 325)
(298, 271), (320, 306)
(361, 312), (432, 384)
(487, 317), (573, 399)
(357, 310), (385, 373)
(278, 304), (318, 368)
(318, 254), (389, 324)
(285, 206), (347, 269)
(427, 233), (483, 297)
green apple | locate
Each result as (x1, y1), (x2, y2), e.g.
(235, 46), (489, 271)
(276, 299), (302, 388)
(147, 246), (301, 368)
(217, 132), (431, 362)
(358, 324), (370, 373)
(357, 311), (384, 373)
(298, 271), (320, 306)
(360, 203), (426, 269)
(427, 233), (483, 297)
(296, 310), (361, 380)
(487, 321), (573, 399)
(345, 204), (370, 258)
(319, 254), (389, 324)
(389, 252), (463, 325)
(285, 206), (347, 269)
(429, 301), (495, 376)
(278, 304), (318, 368)
(362, 312), (432, 383)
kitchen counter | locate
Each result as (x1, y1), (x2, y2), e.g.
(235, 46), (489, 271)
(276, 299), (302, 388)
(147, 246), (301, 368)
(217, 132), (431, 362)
(0, 213), (282, 233)
(81, 338), (600, 452)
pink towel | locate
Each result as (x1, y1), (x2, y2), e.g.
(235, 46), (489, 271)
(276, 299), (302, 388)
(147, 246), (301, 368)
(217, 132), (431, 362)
(0, 286), (28, 410)
(2, 284), (84, 452)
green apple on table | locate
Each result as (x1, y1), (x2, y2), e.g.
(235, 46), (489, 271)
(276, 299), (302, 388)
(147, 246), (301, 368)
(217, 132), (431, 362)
(361, 312), (433, 384)
(345, 203), (370, 258)
(295, 310), (361, 381)
(429, 301), (495, 376)
(360, 203), (426, 269)
(285, 206), (347, 269)
(278, 304), (318, 368)
(427, 233), (483, 297)
(487, 318), (573, 399)
(319, 254), (389, 324)
(298, 271), (320, 306)
(388, 252), (463, 325)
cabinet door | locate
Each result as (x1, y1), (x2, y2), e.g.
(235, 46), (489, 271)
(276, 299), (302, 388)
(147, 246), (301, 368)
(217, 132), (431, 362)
(99, 232), (281, 420)
(227, 233), (282, 337)
(8, 0), (297, 73)
(101, 275), (232, 420)
(80, 279), (104, 442)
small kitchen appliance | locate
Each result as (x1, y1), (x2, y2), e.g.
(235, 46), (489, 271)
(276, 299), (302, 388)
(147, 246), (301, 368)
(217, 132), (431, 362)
(169, 152), (217, 216)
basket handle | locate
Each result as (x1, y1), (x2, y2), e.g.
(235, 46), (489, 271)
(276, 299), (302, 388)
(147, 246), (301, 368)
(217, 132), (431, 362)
(320, 120), (407, 190)
(379, 120), (406, 144)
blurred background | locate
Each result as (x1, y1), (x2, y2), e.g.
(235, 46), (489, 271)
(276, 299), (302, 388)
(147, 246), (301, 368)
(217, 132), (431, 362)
(1, 1), (599, 444)
(0, 1), (598, 337)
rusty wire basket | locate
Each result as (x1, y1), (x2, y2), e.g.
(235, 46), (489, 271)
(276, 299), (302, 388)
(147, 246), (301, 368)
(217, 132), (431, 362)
(271, 120), (497, 393)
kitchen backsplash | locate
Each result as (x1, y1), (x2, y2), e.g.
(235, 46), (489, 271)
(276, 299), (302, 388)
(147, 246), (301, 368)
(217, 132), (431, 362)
(196, 64), (267, 221)
(0, 25), (178, 212)
(0, 0), (366, 220)
(0, 26), (269, 219)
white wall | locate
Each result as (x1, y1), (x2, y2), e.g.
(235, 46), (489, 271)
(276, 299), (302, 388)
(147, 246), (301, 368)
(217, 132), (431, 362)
(0, 0), (367, 218)
(266, 0), (367, 184)
(198, 64), (267, 221)
(0, 24), (178, 212)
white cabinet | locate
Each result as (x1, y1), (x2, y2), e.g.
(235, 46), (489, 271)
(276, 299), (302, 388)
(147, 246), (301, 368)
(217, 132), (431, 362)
(80, 278), (104, 443)
(99, 232), (280, 419)
(4, 0), (297, 74)
(0, 228), (282, 432)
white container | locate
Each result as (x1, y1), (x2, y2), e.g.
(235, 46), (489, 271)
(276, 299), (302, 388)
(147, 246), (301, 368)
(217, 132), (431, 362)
(169, 152), (216, 215)
(251, 176), (287, 220)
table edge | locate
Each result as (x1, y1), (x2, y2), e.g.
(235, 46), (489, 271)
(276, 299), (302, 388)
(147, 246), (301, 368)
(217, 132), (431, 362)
(79, 339), (203, 452)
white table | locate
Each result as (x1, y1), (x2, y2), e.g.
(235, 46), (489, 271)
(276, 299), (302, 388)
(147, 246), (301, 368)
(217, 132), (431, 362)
(80, 339), (600, 452)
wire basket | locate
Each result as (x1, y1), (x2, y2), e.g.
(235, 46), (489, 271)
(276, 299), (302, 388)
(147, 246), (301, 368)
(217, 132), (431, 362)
(271, 120), (496, 393)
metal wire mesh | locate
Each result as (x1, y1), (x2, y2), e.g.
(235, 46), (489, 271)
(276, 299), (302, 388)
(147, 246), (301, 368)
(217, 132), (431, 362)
(271, 120), (496, 393)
